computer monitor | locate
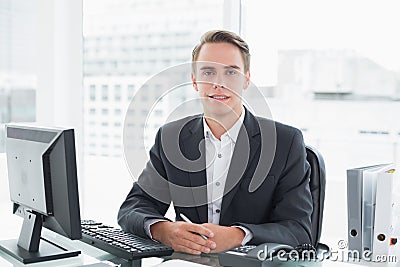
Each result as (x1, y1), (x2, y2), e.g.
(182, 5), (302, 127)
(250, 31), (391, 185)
(0, 124), (82, 264)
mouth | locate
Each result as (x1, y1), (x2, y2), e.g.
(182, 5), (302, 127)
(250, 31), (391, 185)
(208, 94), (230, 101)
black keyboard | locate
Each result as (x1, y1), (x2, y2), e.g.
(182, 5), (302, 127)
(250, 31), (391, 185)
(80, 220), (174, 260)
(230, 245), (257, 253)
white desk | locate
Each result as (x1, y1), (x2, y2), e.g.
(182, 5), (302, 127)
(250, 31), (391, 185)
(0, 223), (165, 267)
(1, 230), (400, 267)
(0, 198), (399, 267)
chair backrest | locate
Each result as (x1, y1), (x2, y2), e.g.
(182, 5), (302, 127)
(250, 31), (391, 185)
(306, 145), (326, 247)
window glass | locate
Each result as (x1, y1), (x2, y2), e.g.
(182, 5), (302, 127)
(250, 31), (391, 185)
(242, 0), (400, 244)
(83, 0), (224, 222)
(0, 0), (37, 206)
(242, 0), (400, 179)
(0, 0), (37, 153)
(83, 0), (224, 158)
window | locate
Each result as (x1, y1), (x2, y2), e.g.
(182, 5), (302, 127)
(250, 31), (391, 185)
(141, 94), (148, 102)
(101, 85), (108, 101)
(89, 85), (96, 100)
(83, 0), (224, 159)
(114, 84), (121, 101)
(243, 0), (400, 168)
(0, 0), (75, 217)
(0, 1), (37, 153)
(127, 85), (135, 101)
(82, 0), (224, 224)
(242, 0), (400, 245)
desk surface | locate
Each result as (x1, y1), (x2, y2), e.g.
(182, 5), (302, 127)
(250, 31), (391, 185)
(0, 205), (399, 267)
(1, 231), (400, 267)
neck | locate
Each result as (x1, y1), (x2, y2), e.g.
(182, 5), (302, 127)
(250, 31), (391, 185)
(204, 108), (243, 140)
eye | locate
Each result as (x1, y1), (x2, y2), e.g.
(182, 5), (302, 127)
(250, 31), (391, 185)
(226, 69), (237, 75)
(202, 70), (216, 76)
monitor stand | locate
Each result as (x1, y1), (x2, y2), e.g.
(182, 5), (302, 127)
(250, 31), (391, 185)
(0, 211), (80, 264)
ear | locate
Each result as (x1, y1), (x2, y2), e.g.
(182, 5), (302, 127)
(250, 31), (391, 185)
(191, 73), (198, 91)
(243, 71), (250, 90)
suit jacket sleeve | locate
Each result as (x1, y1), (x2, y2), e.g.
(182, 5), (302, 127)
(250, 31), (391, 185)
(235, 129), (313, 247)
(117, 129), (172, 238)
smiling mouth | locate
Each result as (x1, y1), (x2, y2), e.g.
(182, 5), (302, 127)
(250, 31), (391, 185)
(209, 95), (230, 101)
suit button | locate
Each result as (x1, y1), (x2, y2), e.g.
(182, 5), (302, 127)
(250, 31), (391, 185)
(216, 182), (220, 186)
(216, 209), (220, 213)
(217, 153), (222, 158)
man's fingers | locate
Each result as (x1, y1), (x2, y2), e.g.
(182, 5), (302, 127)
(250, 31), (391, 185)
(188, 235), (216, 250)
(177, 238), (211, 254)
(185, 223), (214, 238)
(167, 222), (217, 254)
(186, 233), (208, 245)
(205, 240), (217, 250)
(181, 232), (216, 250)
(180, 223), (217, 250)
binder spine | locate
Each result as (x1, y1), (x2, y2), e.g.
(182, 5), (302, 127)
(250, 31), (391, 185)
(372, 170), (395, 259)
(347, 169), (363, 255)
(361, 171), (378, 253)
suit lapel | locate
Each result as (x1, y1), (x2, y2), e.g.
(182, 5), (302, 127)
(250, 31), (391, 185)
(181, 117), (208, 223)
(220, 109), (261, 224)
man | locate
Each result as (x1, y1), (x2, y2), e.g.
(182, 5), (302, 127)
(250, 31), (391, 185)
(118, 30), (313, 255)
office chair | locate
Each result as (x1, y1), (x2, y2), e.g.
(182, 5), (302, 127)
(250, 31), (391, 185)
(305, 145), (330, 257)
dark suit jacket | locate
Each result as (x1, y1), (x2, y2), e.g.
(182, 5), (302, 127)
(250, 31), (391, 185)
(118, 108), (313, 247)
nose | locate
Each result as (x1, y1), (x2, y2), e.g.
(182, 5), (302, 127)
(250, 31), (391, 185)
(212, 73), (225, 89)
(212, 83), (224, 89)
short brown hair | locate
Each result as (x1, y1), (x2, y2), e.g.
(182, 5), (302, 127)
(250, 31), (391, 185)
(192, 30), (251, 72)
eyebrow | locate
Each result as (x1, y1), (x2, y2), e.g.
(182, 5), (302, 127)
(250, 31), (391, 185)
(199, 65), (241, 70)
(224, 65), (241, 70)
(199, 66), (216, 71)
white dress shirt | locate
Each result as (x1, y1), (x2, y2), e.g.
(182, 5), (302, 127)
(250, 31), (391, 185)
(145, 106), (253, 245)
(203, 106), (253, 245)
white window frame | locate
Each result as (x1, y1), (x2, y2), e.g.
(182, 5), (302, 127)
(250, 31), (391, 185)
(223, 0), (242, 34)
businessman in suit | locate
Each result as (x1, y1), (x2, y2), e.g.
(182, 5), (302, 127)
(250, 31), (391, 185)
(118, 30), (313, 255)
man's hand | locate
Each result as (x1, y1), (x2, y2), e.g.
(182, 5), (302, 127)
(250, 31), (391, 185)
(150, 221), (216, 255)
(201, 223), (245, 253)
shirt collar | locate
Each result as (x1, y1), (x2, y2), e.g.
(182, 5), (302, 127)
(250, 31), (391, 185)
(203, 106), (245, 143)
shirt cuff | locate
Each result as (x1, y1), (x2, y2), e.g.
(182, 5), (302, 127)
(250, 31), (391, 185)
(232, 226), (253, 246)
(144, 218), (168, 239)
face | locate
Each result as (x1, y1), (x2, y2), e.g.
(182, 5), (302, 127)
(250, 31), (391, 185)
(192, 42), (250, 119)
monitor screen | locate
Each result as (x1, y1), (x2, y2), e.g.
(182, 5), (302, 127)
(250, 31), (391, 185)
(0, 124), (82, 264)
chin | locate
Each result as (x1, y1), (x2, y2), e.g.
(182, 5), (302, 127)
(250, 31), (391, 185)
(204, 105), (234, 118)
(202, 98), (241, 118)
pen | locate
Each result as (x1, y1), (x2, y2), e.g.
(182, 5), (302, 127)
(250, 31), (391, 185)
(180, 213), (208, 240)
